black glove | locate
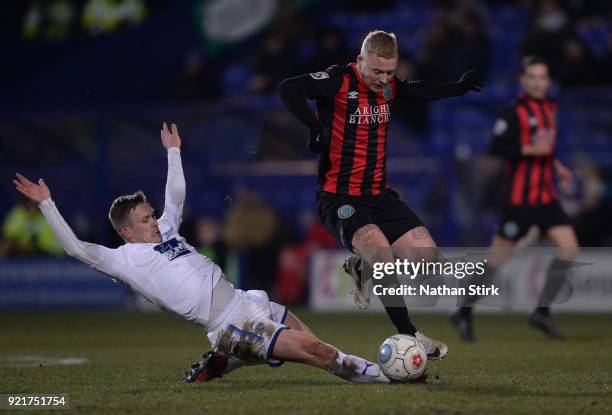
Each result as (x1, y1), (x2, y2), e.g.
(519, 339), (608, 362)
(307, 124), (327, 154)
(459, 70), (484, 93)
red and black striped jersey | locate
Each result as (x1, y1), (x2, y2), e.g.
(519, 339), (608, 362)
(278, 63), (471, 196)
(490, 93), (558, 207)
(316, 64), (394, 196)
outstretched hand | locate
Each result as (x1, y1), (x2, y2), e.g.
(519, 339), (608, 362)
(161, 122), (181, 149)
(14, 173), (51, 204)
(459, 70), (484, 93)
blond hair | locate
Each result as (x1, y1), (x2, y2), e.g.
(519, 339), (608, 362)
(360, 30), (398, 59)
(108, 190), (147, 236)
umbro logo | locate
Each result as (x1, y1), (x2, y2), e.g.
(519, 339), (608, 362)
(347, 91), (359, 99)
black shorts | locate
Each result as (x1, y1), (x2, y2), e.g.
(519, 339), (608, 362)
(317, 189), (424, 252)
(496, 200), (572, 241)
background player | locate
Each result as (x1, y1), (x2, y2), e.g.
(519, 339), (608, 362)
(278, 30), (483, 358)
(13, 122), (390, 384)
(451, 56), (579, 341)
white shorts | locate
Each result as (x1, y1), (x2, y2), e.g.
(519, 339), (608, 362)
(207, 289), (288, 366)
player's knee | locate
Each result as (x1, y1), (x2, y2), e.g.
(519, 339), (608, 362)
(392, 238), (438, 263)
(352, 225), (387, 250)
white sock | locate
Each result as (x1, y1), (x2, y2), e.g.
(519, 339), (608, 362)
(328, 350), (346, 377)
(343, 355), (379, 377)
(334, 351), (347, 367)
(329, 350), (389, 384)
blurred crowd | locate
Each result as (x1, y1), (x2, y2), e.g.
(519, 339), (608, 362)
(163, 0), (611, 99)
(0, 197), (64, 257)
(5, 0), (612, 97)
(521, 0), (612, 87)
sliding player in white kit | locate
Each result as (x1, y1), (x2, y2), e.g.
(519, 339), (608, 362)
(13, 122), (390, 384)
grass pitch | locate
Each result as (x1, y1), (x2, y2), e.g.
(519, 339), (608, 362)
(1, 311), (610, 415)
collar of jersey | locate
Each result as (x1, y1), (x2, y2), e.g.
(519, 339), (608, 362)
(349, 62), (368, 91)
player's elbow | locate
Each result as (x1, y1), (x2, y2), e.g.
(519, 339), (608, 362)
(63, 245), (80, 259)
(277, 77), (302, 101)
(63, 243), (89, 264)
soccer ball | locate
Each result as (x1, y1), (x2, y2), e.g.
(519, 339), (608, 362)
(378, 334), (427, 382)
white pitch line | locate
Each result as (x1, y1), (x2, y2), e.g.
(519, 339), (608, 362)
(0, 356), (90, 368)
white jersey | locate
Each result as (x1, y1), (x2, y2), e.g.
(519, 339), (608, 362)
(38, 148), (224, 329)
(97, 208), (223, 328)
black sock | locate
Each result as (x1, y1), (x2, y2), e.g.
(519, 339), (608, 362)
(458, 306), (472, 318)
(458, 263), (497, 309)
(379, 276), (417, 335)
(536, 258), (572, 310)
(535, 306), (551, 316)
(384, 306), (417, 336)
(362, 259), (417, 336)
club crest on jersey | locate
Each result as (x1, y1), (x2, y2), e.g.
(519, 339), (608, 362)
(383, 84), (392, 100)
(310, 71), (329, 80)
(154, 237), (191, 261)
(337, 204), (355, 219)
(502, 221), (519, 239)
(347, 90), (359, 100)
